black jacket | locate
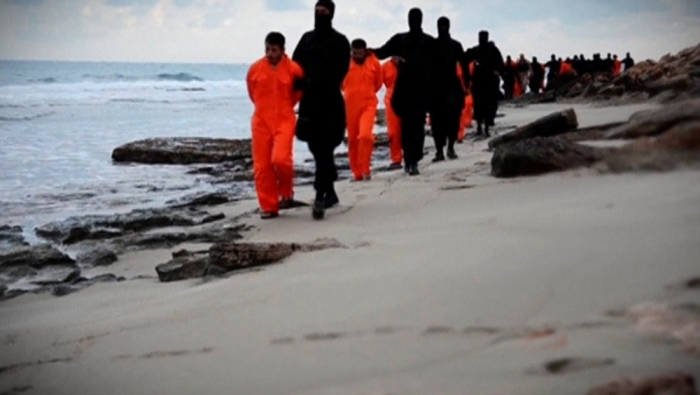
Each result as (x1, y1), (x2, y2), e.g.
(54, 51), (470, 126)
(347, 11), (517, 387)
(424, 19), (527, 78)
(433, 34), (469, 112)
(292, 28), (350, 145)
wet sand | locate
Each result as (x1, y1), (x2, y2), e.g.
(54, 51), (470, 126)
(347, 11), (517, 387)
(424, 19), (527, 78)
(1, 102), (699, 395)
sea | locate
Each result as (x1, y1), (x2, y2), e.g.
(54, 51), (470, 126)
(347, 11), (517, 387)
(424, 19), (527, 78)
(0, 60), (356, 239)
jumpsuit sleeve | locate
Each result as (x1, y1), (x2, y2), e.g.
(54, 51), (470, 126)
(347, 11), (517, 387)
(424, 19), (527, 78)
(373, 56), (383, 93)
(246, 63), (256, 104)
(373, 35), (399, 60)
(456, 42), (470, 93)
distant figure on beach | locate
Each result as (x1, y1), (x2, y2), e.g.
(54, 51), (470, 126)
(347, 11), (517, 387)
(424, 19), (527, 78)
(292, 0), (350, 220)
(456, 61), (474, 143)
(622, 52), (635, 72)
(544, 54), (560, 89)
(430, 16), (468, 162)
(343, 39), (383, 182)
(516, 54), (531, 94)
(529, 56), (545, 94)
(604, 53), (614, 74)
(613, 54), (622, 76)
(246, 32), (304, 220)
(502, 55), (517, 100)
(372, 8), (436, 176)
(382, 58), (403, 169)
(465, 31), (504, 138)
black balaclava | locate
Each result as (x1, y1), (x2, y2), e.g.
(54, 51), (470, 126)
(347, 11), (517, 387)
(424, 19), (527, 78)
(437, 16), (450, 39)
(478, 30), (489, 47)
(314, 0), (335, 32)
(408, 8), (423, 35)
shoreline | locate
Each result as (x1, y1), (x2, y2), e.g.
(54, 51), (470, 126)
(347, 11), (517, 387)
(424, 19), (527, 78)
(1, 101), (699, 394)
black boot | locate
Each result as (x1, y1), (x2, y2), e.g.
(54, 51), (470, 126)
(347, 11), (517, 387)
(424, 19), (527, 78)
(324, 187), (339, 209)
(408, 164), (420, 176)
(432, 149), (445, 163)
(447, 144), (458, 160)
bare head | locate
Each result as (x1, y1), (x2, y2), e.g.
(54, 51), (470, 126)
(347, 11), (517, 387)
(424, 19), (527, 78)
(264, 32), (285, 66)
(351, 39), (368, 64)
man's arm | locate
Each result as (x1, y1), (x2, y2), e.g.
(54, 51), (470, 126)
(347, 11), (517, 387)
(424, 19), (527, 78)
(371, 35), (399, 60)
(246, 64), (256, 103)
(456, 42), (470, 93)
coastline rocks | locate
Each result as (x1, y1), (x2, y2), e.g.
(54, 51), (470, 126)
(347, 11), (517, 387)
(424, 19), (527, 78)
(112, 137), (252, 165)
(586, 372), (697, 395)
(489, 108), (578, 150)
(605, 99), (700, 140)
(76, 248), (118, 267)
(491, 137), (603, 178)
(0, 244), (75, 268)
(0, 225), (28, 249)
(155, 239), (345, 282)
(35, 207), (225, 245)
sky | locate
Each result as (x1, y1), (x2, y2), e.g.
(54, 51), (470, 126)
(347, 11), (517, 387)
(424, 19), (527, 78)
(1, 0), (699, 64)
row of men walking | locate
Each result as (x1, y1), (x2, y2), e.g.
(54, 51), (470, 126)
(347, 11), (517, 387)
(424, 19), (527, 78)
(502, 52), (636, 99)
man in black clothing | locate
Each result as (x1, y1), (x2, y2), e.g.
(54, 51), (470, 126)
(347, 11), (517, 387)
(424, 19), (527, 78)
(622, 52), (635, 72)
(465, 31), (504, 138)
(502, 55), (517, 100)
(529, 56), (545, 94)
(544, 54), (560, 89)
(372, 8), (436, 176)
(292, 0), (350, 219)
(604, 53), (614, 73)
(430, 16), (468, 162)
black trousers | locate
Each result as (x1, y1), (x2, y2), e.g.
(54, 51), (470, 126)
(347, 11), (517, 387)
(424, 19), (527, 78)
(307, 140), (337, 201)
(431, 109), (462, 151)
(400, 114), (426, 166)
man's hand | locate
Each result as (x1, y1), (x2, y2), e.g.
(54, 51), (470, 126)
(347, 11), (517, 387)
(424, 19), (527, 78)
(391, 56), (406, 64)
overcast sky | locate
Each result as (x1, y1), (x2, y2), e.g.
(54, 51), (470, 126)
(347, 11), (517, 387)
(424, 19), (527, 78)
(1, 0), (699, 64)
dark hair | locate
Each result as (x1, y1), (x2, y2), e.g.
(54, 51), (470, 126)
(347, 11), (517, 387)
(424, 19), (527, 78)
(351, 39), (367, 49)
(265, 32), (285, 48)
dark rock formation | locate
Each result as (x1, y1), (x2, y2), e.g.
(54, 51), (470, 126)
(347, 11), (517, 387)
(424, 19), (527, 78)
(491, 137), (604, 178)
(76, 248), (118, 267)
(112, 137), (252, 165)
(0, 225), (28, 249)
(605, 99), (700, 139)
(586, 372), (697, 395)
(209, 242), (294, 271)
(35, 207), (225, 245)
(489, 108), (578, 150)
(0, 244), (75, 268)
(156, 253), (210, 283)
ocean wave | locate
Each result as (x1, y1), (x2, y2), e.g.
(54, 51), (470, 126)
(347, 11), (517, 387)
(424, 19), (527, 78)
(157, 72), (204, 82)
(26, 77), (57, 84)
(0, 111), (56, 122)
(109, 98), (172, 104)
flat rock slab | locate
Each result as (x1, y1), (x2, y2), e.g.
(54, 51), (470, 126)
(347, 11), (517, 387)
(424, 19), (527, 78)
(606, 98), (700, 140)
(489, 108), (579, 150)
(112, 137), (252, 165)
(0, 244), (75, 268)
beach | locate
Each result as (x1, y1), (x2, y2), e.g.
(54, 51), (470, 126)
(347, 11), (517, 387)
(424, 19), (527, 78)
(1, 102), (699, 395)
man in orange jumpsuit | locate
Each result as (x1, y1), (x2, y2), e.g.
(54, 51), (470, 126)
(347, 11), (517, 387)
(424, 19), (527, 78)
(343, 39), (383, 181)
(456, 62), (473, 142)
(613, 54), (622, 76)
(382, 58), (403, 169)
(246, 32), (304, 219)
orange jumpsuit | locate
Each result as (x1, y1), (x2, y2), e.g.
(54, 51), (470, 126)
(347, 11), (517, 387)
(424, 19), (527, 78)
(343, 54), (383, 180)
(613, 59), (622, 76)
(246, 55), (303, 213)
(382, 60), (402, 164)
(560, 61), (573, 75)
(456, 62), (474, 141)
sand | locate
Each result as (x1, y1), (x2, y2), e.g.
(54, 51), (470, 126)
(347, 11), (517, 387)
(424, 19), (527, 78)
(1, 102), (699, 395)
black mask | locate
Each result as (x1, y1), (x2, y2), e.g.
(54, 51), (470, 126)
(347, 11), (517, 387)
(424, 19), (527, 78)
(479, 31), (489, 47)
(315, 13), (332, 31)
(408, 8), (422, 34)
(437, 17), (450, 39)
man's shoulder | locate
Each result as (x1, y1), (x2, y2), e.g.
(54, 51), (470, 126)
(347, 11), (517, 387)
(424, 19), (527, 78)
(249, 57), (267, 71)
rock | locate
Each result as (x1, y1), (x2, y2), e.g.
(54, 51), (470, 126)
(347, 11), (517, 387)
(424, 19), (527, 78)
(647, 75), (695, 97)
(156, 254), (210, 282)
(209, 242), (294, 271)
(489, 109), (579, 150)
(0, 283), (6, 297)
(204, 264), (228, 277)
(491, 137), (604, 178)
(606, 99), (700, 140)
(0, 225), (28, 249)
(0, 244), (75, 268)
(170, 192), (230, 208)
(112, 137), (252, 165)
(52, 274), (125, 297)
(35, 207), (221, 244)
(76, 248), (118, 267)
(375, 108), (386, 126)
(31, 267), (81, 286)
(292, 238), (345, 252)
(586, 372), (697, 395)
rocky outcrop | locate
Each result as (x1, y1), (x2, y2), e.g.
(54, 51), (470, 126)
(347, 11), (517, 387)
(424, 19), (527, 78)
(586, 372), (697, 395)
(112, 137), (252, 165)
(76, 248), (118, 267)
(0, 244), (75, 268)
(155, 239), (345, 282)
(35, 207), (226, 245)
(491, 137), (604, 178)
(491, 99), (700, 178)
(0, 225), (28, 249)
(488, 108), (578, 150)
